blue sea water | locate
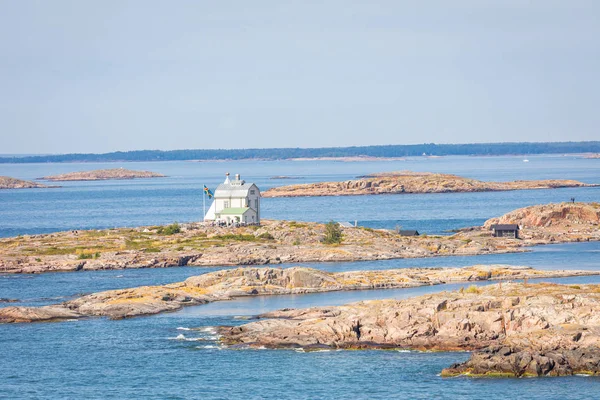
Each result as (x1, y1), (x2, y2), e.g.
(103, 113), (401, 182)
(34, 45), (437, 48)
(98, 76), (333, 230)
(1, 155), (600, 399)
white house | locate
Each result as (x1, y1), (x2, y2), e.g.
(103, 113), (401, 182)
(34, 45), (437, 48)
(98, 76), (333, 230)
(204, 173), (261, 225)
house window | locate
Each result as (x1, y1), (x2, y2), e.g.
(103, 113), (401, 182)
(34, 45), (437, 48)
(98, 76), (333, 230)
(254, 199), (258, 209)
(250, 190), (255, 195)
(224, 201), (229, 208)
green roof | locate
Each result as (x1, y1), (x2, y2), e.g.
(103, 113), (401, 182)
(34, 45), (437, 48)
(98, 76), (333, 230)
(217, 207), (251, 215)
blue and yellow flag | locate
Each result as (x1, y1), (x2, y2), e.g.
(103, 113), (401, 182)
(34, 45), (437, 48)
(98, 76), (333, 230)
(203, 185), (214, 199)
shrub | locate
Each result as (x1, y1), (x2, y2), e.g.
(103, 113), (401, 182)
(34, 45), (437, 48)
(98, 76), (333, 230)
(258, 232), (275, 240)
(465, 285), (482, 294)
(159, 223), (181, 235)
(323, 221), (343, 244)
(78, 253), (94, 259)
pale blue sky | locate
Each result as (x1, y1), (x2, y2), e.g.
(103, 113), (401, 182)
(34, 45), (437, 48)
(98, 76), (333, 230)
(1, 1), (598, 154)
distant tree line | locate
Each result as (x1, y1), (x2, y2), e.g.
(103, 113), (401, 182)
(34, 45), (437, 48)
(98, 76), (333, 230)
(1, 141), (599, 163)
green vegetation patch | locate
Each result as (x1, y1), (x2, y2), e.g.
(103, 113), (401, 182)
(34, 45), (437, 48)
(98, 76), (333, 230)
(213, 234), (258, 242)
(288, 221), (308, 228)
(322, 221), (343, 245)
(157, 223), (181, 235)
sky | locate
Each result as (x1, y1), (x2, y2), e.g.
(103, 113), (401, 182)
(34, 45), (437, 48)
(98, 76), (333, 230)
(0, 1), (599, 154)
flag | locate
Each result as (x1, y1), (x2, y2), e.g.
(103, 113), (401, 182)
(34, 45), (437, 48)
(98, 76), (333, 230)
(203, 185), (214, 199)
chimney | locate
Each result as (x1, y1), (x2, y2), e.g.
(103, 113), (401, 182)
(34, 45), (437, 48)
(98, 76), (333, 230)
(235, 174), (240, 181)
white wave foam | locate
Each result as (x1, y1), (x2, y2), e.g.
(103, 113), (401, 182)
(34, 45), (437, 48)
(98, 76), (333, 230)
(169, 334), (210, 342)
(176, 327), (191, 331)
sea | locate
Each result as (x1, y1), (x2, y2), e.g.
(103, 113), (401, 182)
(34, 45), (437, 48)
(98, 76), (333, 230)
(1, 154), (600, 399)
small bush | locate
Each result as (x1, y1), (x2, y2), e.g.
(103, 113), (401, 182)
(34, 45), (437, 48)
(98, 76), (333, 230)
(78, 253), (94, 260)
(258, 232), (275, 240)
(323, 221), (343, 245)
(465, 285), (482, 294)
(159, 223), (181, 235)
(476, 270), (491, 280)
(144, 247), (161, 253)
(293, 239), (301, 246)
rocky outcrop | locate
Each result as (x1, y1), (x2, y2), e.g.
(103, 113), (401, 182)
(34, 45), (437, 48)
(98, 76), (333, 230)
(262, 171), (597, 197)
(41, 168), (166, 181)
(0, 176), (54, 189)
(1, 265), (596, 323)
(219, 282), (600, 377)
(485, 202), (600, 229)
(0, 306), (82, 323)
(2, 203), (599, 274)
(484, 202), (600, 241)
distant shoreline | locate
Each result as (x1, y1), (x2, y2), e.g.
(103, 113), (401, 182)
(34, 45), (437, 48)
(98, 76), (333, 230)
(0, 153), (596, 165)
(1, 141), (599, 164)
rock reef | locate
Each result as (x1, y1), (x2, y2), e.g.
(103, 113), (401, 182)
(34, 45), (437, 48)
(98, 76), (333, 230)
(1, 265), (595, 323)
(219, 282), (600, 377)
(1, 203), (598, 274)
(41, 168), (166, 181)
(262, 171), (597, 197)
(0, 176), (54, 189)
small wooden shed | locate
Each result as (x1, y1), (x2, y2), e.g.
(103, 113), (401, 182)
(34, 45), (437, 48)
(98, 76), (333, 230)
(490, 224), (519, 239)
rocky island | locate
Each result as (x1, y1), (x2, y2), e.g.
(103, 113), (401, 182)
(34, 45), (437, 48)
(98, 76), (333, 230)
(0, 176), (55, 189)
(1, 202), (598, 274)
(262, 171), (597, 197)
(219, 282), (600, 377)
(41, 168), (166, 181)
(1, 265), (597, 323)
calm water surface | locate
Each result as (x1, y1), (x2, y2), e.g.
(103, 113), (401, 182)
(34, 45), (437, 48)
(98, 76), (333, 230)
(1, 156), (600, 399)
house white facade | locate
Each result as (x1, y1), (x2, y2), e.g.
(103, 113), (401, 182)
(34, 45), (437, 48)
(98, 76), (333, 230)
(204, 173), (261, 225)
